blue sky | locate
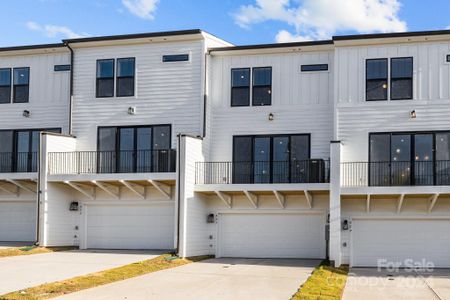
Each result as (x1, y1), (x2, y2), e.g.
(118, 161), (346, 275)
(1, 0), (450, 47)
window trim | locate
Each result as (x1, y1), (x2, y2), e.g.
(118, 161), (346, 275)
(0, 68), (11, 104)
(96, 59), (115, 98)
(116, 57), (135, 98)
(301, 64), (329, 72)
(252, 66), (272, 106)
(13, 67), (30, 103)
(231, 67), (251, 107)
(446, 54), (450, 63)
(365, 58), (388, 101)
(390, 56), (413, 101)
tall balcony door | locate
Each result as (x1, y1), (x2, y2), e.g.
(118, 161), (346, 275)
(232, 134), (310, 184)
(369, 132), (450, 186)
(97, 125), (172, 173)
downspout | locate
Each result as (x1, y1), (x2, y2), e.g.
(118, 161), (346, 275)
(35, 134), (43, 245)
(64, 42), (74, 135)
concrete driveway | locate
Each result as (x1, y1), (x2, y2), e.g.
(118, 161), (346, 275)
(0, 249), (161, 295)
(57, 258), (319, 300)
(343, 268), (450, 300)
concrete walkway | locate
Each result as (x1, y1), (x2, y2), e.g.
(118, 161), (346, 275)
(0, 249), (161, 295)
(343, 268), (450, 300)
(57, 258), (319, 300)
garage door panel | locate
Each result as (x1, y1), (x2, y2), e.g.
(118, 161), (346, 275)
(0, 201), (36, 242)
(218, 213), (326, 259)
(86, 204), (174, 250)
(352, 219), (450, 267)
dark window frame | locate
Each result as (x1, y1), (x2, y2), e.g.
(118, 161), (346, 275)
(232, 133), (311, 183)
(0, 68), (11, 104)
(252, 66), (272, 106)
(446, 54), (450, 62)
(365, 58), (388, 101)
(301, 64), (329, 72)
(116, 57), (135, 97)
(13, 67), (30, 103)
(96, 59), (115, 98)
(54, 64), (71, 72)
(162, 54), (189, 62)
(231, 67), (251, 107)
(390, 57), (413, 101)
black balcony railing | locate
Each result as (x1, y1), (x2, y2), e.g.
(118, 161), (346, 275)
(341, 161), (450, 187)
(48, 149), (176, 175)
(0, 152), (38, 173)
(196, 159), (330, 184)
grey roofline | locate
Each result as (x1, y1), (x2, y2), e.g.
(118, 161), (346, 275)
(0, 43), (66, 52)
(62, 29), (203, 44)
(333, 29), (450, 41)
(209, 40), (333, 52)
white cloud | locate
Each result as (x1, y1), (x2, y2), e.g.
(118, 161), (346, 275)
(234, 0), (407, 43)
(26, 21), (88, 39)
(121, 0), (159, 20)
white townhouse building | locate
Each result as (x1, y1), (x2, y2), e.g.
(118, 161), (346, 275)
(0, 44), (71, 242)
(2, 28), (450, 268)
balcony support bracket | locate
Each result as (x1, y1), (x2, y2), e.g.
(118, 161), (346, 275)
(428, 193), (439, 213)
(0, 181), (19, 197)
(119, 180), (146, 200)
(148, 180), (171, 199)
(273, 190), (285, 209)
(243, 191), (258, 208)
(91, 181), (120, 199)
(304, 190), (313, 209)
(366, 194), (371, 213)
(7, 180), (37, 194)
(215, 191), (232, 209)
(396, 194), (405, 214)
(64, 181), (95, 200)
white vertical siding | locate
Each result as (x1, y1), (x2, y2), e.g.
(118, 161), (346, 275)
(0, 52), (70, 132)
(71, 40), (205, 151)
(208, 50), (334, 161)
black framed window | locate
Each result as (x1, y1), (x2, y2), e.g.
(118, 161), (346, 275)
(96, 59), (114, 98)
(252, 67), (272, 106)
(231, 68), (250, 106)
(116, 58), (135, 97)
(447, 55), (450, 62)
(0, 68), (11, 104)
(301, 64), (328, 72)
(97, 125), (173, 173)
(54, 64), (71, 72)
(232, 134), (311, 184)
(162, 54), (189, 62)
(13, 67), (29, 103)
(369, 131), (450, 186)
(366, 59), (388, 101)
(391, 57), (413, 100)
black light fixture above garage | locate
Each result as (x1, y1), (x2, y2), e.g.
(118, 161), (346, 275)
(206, 213), (215, 223)
(69, 201), (79, 211)
(410, 110), (417, 119)
(268, 113), (274, 121)
(23, 110), (30, 118)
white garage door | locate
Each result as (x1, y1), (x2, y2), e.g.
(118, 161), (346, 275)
(0, 201), (36, 242)
(218, 213), (326, 259)
(85, 203), (174, 250)
(352, 219), (450, 267)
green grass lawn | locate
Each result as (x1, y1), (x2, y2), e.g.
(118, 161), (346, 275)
(291, 260), (349, 300)
(0, 254), (209, 300)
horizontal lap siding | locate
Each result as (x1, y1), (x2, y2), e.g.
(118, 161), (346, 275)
(208, 51), (334, 161)
(0, 52), (70, 132)
(71, 40), (204, 151)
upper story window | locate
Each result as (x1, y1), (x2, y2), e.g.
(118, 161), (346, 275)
(0, 68), (11, 104)
(252, 67), (272, 106)
(447, 55), (450, 62)
(54, 64), (71, 72)
(390, 57), (413, 100)
(162, 54), (189, 62)
(13, 67), (29, 103)
(116, 58), (135, 97)
(231, 68), (250, 106)
(231, 67), (272, 107)
(301, 64), (328, 72)
(96, 59), (114, 98)
(366, 57), (413, 101)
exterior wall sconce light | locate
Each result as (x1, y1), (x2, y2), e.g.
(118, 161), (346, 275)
(268, 113), (274, 121)
(206, 213), (215, 223)
(342, 219), (349, 231)
(23, 110), (30, 118)
(410, 110), (416, 119)
(128, 107), (136, 115)
(69, 201), (79, 211)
